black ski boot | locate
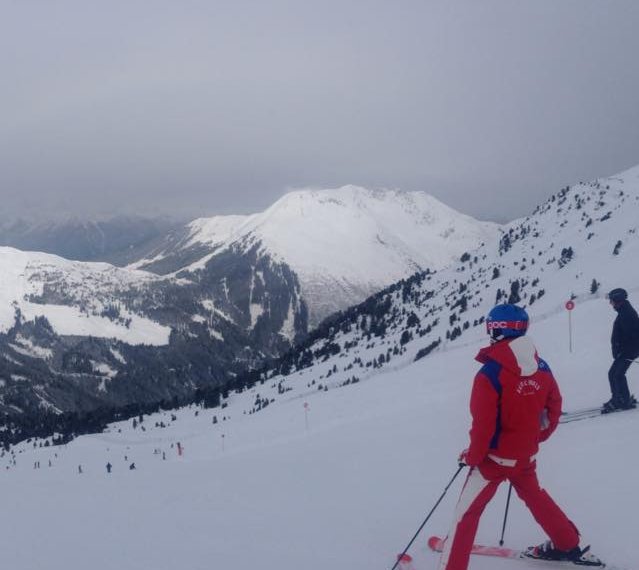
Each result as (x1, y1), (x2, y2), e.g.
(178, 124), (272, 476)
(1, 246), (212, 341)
(524, 540), (603, 566)
(604, 394), (638, 413)
(602, 399), (621, 414)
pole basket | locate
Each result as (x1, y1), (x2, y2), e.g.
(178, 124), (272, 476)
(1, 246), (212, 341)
(397, 553), (415, 569)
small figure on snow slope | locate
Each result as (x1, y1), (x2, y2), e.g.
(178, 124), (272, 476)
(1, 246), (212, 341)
(603, 288), (639, 413)
(438, 304), (602, 570)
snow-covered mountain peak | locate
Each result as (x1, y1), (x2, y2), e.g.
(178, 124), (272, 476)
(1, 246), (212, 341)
(252, 184), (481, 232)
(150, 185), (499, 326)
(246, 184), (496, 268)
(248, 186), (499, 323)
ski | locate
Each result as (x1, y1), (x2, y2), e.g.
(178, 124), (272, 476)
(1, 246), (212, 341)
(427, 535), (630, 569)
(560, 405), (639, 424)
(428, 535), (519, 559)
(562, 406), (602, 418)
(560, 408), (602, 424)
(560, 396), (638, 424)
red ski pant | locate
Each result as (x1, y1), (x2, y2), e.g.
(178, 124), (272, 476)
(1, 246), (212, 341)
(438, 457), (579, 570)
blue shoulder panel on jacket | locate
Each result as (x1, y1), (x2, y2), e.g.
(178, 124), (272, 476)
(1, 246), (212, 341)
(480, 359), (502, 395)
(537, 358), (551, 373)
(479, 359), (502, 450)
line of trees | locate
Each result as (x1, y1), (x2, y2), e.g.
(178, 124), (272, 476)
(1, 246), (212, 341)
(0, 388), (222, 450)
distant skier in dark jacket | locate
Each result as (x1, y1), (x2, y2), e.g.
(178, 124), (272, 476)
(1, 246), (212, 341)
(603, 288), (639, 412)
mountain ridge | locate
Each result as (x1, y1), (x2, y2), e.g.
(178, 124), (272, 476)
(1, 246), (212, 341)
(131, 185), (499, 326)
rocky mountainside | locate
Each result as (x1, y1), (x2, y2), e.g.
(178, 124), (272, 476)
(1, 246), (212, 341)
(0, 243), (305, 435)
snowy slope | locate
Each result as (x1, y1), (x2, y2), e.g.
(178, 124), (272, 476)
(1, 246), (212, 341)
(2, 288), (637, 570)
(0, 246), (170, 345)
(131, 186), (499, 325)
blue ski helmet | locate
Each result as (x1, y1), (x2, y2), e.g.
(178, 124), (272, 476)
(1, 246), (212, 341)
(486, 304), (529, 342)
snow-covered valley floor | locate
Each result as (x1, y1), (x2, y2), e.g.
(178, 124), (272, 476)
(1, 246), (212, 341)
(1, 297), (637, 570)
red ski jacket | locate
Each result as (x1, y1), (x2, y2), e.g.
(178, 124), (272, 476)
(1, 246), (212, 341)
(465, 335), (562, 467)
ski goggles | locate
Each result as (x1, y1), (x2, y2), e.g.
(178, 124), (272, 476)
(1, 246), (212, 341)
(486, 320), (528, 333)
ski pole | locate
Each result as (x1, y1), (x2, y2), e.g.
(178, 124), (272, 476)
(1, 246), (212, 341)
(390, 464), (466, 570)
(499, 483), (513, 546)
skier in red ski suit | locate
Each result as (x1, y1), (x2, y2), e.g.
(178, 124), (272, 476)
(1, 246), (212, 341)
(438, 304), (601, 570)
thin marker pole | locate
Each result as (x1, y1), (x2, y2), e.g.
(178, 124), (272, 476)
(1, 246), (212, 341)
(568, 310), (573, 353)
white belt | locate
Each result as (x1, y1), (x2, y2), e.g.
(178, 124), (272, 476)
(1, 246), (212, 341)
(488, 453), (537, 467)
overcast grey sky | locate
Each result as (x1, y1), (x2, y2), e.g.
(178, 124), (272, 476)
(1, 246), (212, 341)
(1, 0), (639, 222)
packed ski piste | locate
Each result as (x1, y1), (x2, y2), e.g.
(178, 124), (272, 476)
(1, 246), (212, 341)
(1, 291), (638, 570)
(391, 290), (639, 570)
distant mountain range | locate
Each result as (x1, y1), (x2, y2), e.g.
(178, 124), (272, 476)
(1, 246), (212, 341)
(0, 215), (181, 263)
(0, 185), (496, 437)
